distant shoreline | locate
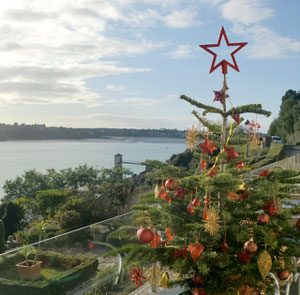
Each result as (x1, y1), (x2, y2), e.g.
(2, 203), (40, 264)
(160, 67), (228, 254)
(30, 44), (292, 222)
(0, 123), (185, 141)
(0, 136), (185, 143)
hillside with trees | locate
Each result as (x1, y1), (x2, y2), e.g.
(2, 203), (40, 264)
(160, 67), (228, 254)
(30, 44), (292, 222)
(0, 123), (184, 141)
(268, 89), (300, 144)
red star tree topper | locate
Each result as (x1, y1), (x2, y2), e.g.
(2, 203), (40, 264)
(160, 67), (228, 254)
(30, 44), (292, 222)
(199, 26), (247, 74)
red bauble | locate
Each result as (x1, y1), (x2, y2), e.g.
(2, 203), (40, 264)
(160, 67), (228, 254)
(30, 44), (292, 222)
(165, 178), (178, 190)
(263, 200), (278, 216)
(192, 288), (207, 295)
(296, 219), (300, 231)
(277, 270), (290, 280)
(244, 240), (258, 254)
(137, 228), (154, 243)
(257, 211), (270, 224)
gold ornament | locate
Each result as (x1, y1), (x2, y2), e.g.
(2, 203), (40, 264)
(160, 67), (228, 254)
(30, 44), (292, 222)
(148, 263), (160, 288)
(278, 246), (287, 269)
(257, 250), (272, 279)
(237, 182), (246, 193)
(203, 207), (220, 235)
(185, 125), (199, 151)
(159, 270), (171, 288)
(154, 184), (159, 198)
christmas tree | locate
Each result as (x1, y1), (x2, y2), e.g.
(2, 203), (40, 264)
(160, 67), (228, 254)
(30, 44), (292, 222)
(114, 28), (300, 295)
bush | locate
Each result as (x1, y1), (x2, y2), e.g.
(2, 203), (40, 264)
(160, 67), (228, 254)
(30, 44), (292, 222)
(55, 210), (82, 230)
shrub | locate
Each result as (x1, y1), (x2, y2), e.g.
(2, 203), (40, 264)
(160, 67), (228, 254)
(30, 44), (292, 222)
(55, 210), (82, 230)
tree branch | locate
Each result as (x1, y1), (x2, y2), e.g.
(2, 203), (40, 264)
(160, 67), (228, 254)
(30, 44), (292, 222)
(226, 104), (271, 117)
(180, 95), (223, 116)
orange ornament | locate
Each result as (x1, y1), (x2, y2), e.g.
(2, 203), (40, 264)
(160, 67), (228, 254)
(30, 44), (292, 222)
(165, 227), (174, 242)
(228, 192), (240, 200)
(201, 160), (207, 171)
(150, 233), (161, 248)
(188, 243), (204, 262)
(165, 192), (172, 203)
(203, 197), (209, 220)
(158, 187), (167, 199)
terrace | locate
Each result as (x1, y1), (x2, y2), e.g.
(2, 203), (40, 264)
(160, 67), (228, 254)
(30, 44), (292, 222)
(0, 157), (300, 295)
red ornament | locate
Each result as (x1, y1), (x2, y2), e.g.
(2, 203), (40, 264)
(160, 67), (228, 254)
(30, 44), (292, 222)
(188, 243), (204, 262)
(137, 228), (154, 244)
(192, 197), (201, 207)
(213, 89), (228, 104)
(199, 26), (247, 74)
(240, 191), (250, 199)
(257, 211), (270, 224)
(150, 233), (161, 248)
(174, 186), (188, 200)
(277, 270), (290, 280)
(221, 238), (229, 254)
(237, 160), (245, 169)
(170, 248), (188, 259)
(238, 249), (253, 264)
(258, 169), (271, 178)
(232, 108), (240, 124)
(193, 274), (205, 285)
(224, 146), (239, 162)
(201, 159), (207, 171)
(199, 139), (216, 155)
(296, 219), (300, 231)
(128, 266), (146, 286)
(165, 227), (174, 242)
(208, 167), (218, 178)
(165, 178), (178, 190)
(244, 240), (258, 254)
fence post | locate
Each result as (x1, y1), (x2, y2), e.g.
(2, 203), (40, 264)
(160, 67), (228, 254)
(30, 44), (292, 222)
(114, 154), (123, 168)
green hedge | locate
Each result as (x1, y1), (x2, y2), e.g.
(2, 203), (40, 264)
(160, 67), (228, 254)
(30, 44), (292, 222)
(0, 251), (98, 295)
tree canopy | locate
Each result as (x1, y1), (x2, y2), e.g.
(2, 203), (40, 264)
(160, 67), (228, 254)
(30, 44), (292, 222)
(268, 89), (300, 144)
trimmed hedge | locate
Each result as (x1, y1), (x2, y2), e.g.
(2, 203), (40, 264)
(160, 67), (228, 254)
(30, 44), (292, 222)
(0, 251), (98, 295)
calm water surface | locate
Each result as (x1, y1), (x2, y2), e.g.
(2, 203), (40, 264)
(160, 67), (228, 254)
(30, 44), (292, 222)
(0, 137), (186, 199)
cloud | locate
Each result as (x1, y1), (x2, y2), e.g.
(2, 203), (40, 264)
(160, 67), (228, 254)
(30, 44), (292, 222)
(163, 9), (201, 28)
(106, 84), (125, 91)
(232, 25), (300, 58)
(0, 0), (169, 107)
(220, 0), (274, 25)
(123, 98), (160, 106)
(168, 44), (194, 58)
(0, 63), (149, 106)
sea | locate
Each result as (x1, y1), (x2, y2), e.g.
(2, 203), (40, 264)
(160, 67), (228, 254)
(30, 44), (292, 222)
(0, 137), (186, 200)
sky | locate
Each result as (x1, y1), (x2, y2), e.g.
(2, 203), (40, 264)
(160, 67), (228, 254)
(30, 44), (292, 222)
(0, 0), (299, 133)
